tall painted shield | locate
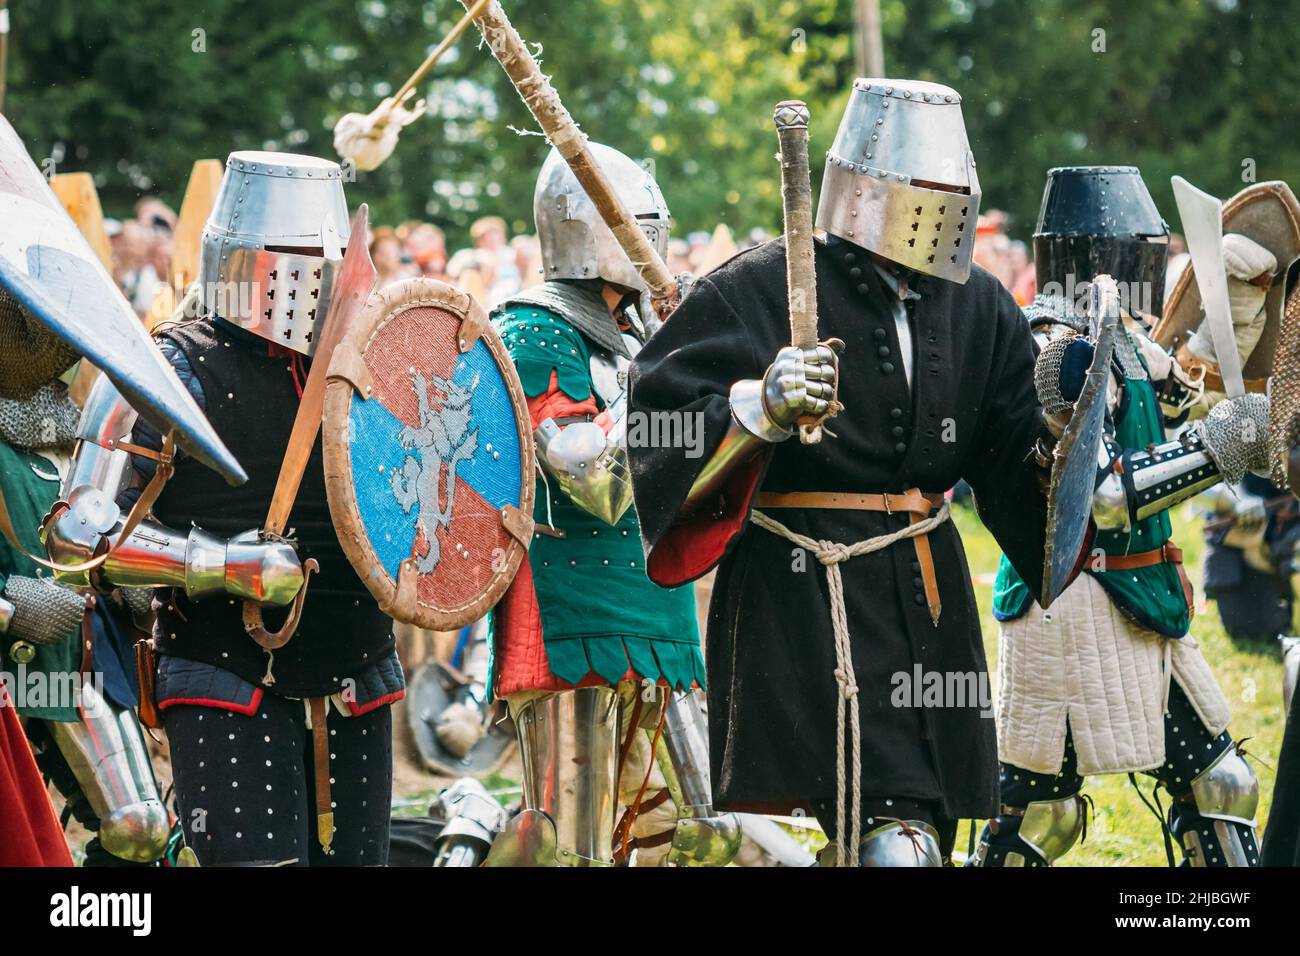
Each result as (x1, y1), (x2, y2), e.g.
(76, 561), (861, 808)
(322, 279), (535, 629)
(0, 115), (245, 484)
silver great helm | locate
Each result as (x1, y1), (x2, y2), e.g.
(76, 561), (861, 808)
(816, 78), (981, 284)
(198, 151), (350, 357)
(534, 142), (671, 294)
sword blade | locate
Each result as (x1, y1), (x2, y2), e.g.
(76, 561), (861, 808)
(1172, 175), (1245, 398)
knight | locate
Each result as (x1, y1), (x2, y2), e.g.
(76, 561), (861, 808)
(482, 142), (740, 866)
(972, 166), (1268, 867)
(45, 152), (404, 866)
(628, 79), (1058, 866)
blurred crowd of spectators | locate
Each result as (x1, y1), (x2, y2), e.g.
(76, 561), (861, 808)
(112, 196), (1181, 322)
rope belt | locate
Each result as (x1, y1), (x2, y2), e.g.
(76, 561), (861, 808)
(749, 488), (951, 867)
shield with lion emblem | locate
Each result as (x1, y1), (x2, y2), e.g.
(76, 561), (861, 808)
(322, 278), (535, 630)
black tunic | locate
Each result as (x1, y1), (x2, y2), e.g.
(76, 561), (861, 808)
(628, 237), (1050, 819)
(138, 319), (395, 698)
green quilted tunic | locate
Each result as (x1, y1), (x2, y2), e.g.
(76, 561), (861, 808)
(491, 302), (703, 689)
(993, 331), (1191, 638)
(0, 440), (80, 719)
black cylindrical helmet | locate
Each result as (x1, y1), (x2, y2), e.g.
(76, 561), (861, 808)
(1034, 166), (1170, 316)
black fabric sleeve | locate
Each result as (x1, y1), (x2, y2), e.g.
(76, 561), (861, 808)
(627, 274), (768, 568)
(964, 282), (1053, 603)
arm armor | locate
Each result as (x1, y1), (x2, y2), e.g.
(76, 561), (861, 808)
(1093, 431), (1222, 530)
(535, 390), (634, 526)
(681, 378), (786, 513)
(44, 376), (303, 606)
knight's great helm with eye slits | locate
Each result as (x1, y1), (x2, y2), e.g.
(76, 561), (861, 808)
(816, 78), (981, 284)
(534, 142), (672, 294)
(197, 151), (350, 356)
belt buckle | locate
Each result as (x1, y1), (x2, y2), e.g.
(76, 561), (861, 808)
(882, 492), (893, 515)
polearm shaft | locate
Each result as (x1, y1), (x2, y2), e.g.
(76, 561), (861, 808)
(460, 0), (678, 318)
(773, 100), (823, 444)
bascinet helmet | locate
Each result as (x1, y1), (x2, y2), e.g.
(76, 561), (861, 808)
(816, 78), (981, 284)
(198, 151), (350, 356)
(1035, 166), (1170, 317)
(534, 142), (671, 293)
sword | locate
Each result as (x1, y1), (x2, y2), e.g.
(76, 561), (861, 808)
(772, 99), (830, 445)
(1172, 175), (1245, 399)
(242, 204), (378, 652)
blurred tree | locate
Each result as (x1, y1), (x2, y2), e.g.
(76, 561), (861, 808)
(5, 0), (1297, 248)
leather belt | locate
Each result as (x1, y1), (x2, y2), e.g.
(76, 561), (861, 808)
(1096, 541), (1195, 618)
(753, 488), (946, 625)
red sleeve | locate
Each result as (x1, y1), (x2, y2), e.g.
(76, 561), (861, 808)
(527, 369), (598, 430)
(645, 452), (768, 588)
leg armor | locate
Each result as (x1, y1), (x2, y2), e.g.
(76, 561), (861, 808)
(658, 689), (742, 867)
(1281, 635), (1300, 718)
(817, 820), (944, 867)
(431, 777), (509, 868)
(971, 741), (1087, 867)
(486, 686), (620, 866)
(1169, 747), (1260, 867)
(42, 682), (170, 863)
(1155, 683), (1259, 866)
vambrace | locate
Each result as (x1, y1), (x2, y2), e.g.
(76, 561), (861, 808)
(1093, 432), (1222, 530)
(45, 488), (303, 606)
(1173, 747), (1260, 867)
(681, 378), (784, 513)
(45, 377), (302, 606)
(535, 390), (634, 526)
(659, 690), (742, 867)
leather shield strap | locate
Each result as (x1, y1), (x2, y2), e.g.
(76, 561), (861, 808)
(1097, 541), (1195, 618)
(309, 696), (335, 855)
(754, 488), (946, 625)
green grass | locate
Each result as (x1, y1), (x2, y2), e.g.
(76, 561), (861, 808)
(953, 500), (1286, 866)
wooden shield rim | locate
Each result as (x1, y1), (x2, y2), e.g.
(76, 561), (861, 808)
(1154, 180), (1300, 377)
(322, 277), (535, 631)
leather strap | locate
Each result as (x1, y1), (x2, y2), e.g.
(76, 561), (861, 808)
(0, 431), (176, 576)
(1098, 541), (1195, 619)
(242, 557), (320, 656)
(754, 487), (946, 626)
(309, 696), (335, 855)
(754, 489), (944, 515)
(1174, 345), (1267, 394)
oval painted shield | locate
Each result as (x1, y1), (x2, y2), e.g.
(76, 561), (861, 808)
(322, 278), (535, 630)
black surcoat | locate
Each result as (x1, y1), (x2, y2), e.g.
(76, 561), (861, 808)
(628, 238), (1049, 818)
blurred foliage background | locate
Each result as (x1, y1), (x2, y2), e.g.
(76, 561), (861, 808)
(6, 0), (1299, 246)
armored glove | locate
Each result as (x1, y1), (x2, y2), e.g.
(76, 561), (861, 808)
(1197, 392), (1271, 484)
(0, 575), (84, 645)
(731, 341), (843, 442)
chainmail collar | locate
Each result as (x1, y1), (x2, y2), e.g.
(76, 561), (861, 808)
(0, 381), (80, 452)
(495, 280), (632, 358)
